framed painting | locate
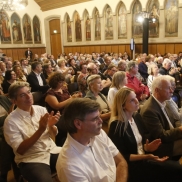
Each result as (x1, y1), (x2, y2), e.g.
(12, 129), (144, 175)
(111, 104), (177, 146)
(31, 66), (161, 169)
(11, 13), (23, 44)
(33, 15), (41, 43)
(74, 12), (82, 42)
(22, 14), (33, 43)
(105, 5), (113, 40)
(132, 1), (143, 38)
(67, 15), (72, 42)
(85, 11), (91, 41)
(94, 8), (101, 40)
(148, 0), (160, 37)
(118, 2), (127, 39)
(0, 10), (11, 44)
(165, 0), (178, 37)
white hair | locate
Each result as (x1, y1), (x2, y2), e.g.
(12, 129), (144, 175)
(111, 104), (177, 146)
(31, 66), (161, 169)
(162, 58), (172, 67)
(151, 75), (172, 93)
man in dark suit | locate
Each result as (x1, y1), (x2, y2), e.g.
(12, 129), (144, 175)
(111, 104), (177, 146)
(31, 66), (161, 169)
(27, 61), (49, 93)
(25, 48), (33, 59)
(140, 75), (182, 157)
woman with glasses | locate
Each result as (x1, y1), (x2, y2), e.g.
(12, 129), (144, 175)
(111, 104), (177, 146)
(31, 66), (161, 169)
(2, 70), (16, 94)
(108, 87), (182, 182)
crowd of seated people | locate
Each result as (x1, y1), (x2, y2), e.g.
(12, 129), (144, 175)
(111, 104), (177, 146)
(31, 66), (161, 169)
(1, 50), (182, 181)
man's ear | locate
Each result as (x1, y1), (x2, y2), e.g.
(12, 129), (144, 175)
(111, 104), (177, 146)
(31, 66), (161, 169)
(74, 119), (82, 130)
(11, 99), (16, 105)
(155, 87), (159, 94)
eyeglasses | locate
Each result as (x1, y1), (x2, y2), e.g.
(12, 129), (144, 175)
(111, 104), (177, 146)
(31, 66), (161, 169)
(78, 115), (102, 123)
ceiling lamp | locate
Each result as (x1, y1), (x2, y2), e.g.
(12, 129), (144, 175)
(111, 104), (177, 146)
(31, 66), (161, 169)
(0, 0), (28, 11)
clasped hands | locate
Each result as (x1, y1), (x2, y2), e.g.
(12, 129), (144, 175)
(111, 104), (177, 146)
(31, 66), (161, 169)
(144, 139), (169, 162)
(38, 111), (61, 133)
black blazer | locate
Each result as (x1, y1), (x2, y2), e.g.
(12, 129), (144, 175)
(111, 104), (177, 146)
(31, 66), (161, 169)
(27, 71), (49, 93)
(25, 50), (33, 59)
(108, 113), (147, 162)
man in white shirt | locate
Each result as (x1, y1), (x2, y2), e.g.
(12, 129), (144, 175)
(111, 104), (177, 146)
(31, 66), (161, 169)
(27, 61), (49, 93)
(140, 75), (182, 157)
(20, 58), (31, 75)
(4, 82), (61, 182)
(56, 98), (128, 182)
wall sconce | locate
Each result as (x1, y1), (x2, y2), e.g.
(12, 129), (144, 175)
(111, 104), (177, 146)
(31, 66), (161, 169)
(53, 30), (57, 33)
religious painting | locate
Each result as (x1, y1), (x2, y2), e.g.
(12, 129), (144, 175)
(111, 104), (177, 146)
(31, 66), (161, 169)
(74, 12), (82, 42)
(132, 1), (143, 38)
(66, 14), (72, 42)
(148, 0), (160, 37)
(85, 11), (91, 41)
(165, 0), (178, 37)
(22, 14), (33, 43)
(94, 8), (101, 40)
(104, 5), (113, 39)
(0, 10), (11, 44)
(118, 2), (127, 39)
(11, 13), (22, 44)
(33, 16), (41, 43)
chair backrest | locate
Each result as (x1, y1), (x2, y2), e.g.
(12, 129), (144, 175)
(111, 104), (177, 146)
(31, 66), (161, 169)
(32, 92), (43, 104)
(67, 82), (78, 95)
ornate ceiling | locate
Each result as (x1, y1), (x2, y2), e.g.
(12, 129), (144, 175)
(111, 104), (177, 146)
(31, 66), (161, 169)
(34, 0), (92, 11)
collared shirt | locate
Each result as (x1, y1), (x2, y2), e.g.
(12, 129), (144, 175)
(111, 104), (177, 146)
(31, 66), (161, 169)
(22, 65), (28, 75)
(4, 105), (61, 165)
(152, 95), (174, 129)
(129, 118), (144, 154)
(56, 129), (119, 182)
(33, 71), (43, 86)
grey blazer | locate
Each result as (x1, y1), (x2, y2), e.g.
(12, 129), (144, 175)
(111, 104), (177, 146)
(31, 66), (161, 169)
(140, 96), (182, 157)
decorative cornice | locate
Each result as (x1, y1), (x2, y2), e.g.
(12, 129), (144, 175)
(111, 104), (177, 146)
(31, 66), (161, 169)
(34, 0), (92, 11)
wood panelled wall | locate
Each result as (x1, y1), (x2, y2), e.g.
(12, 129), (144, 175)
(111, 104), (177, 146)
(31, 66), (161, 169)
(1, 47), (46, 61)
(64, 43), (182, 57)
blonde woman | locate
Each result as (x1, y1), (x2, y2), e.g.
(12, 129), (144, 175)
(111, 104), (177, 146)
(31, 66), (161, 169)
(107, 71), (127, 108)
(108, 87), (182, 182)
(147, 64), (160, 93)
(56, 58), (73, 83)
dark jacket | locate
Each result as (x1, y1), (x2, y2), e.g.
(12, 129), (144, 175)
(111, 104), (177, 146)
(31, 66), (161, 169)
(140, 96), (182, 157)
(27, 71), (49, 93)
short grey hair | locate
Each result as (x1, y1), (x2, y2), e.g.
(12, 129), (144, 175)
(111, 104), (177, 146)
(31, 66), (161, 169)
(126, 61), (137, 71)
(87, 74), (101, 88)
(151, 75), (172, 93)
(162, 58), (172, 67)
(8, 81), (30, 99)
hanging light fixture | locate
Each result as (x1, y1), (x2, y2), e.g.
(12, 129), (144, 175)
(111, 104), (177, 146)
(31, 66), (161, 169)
(0, 0), (28, 11)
